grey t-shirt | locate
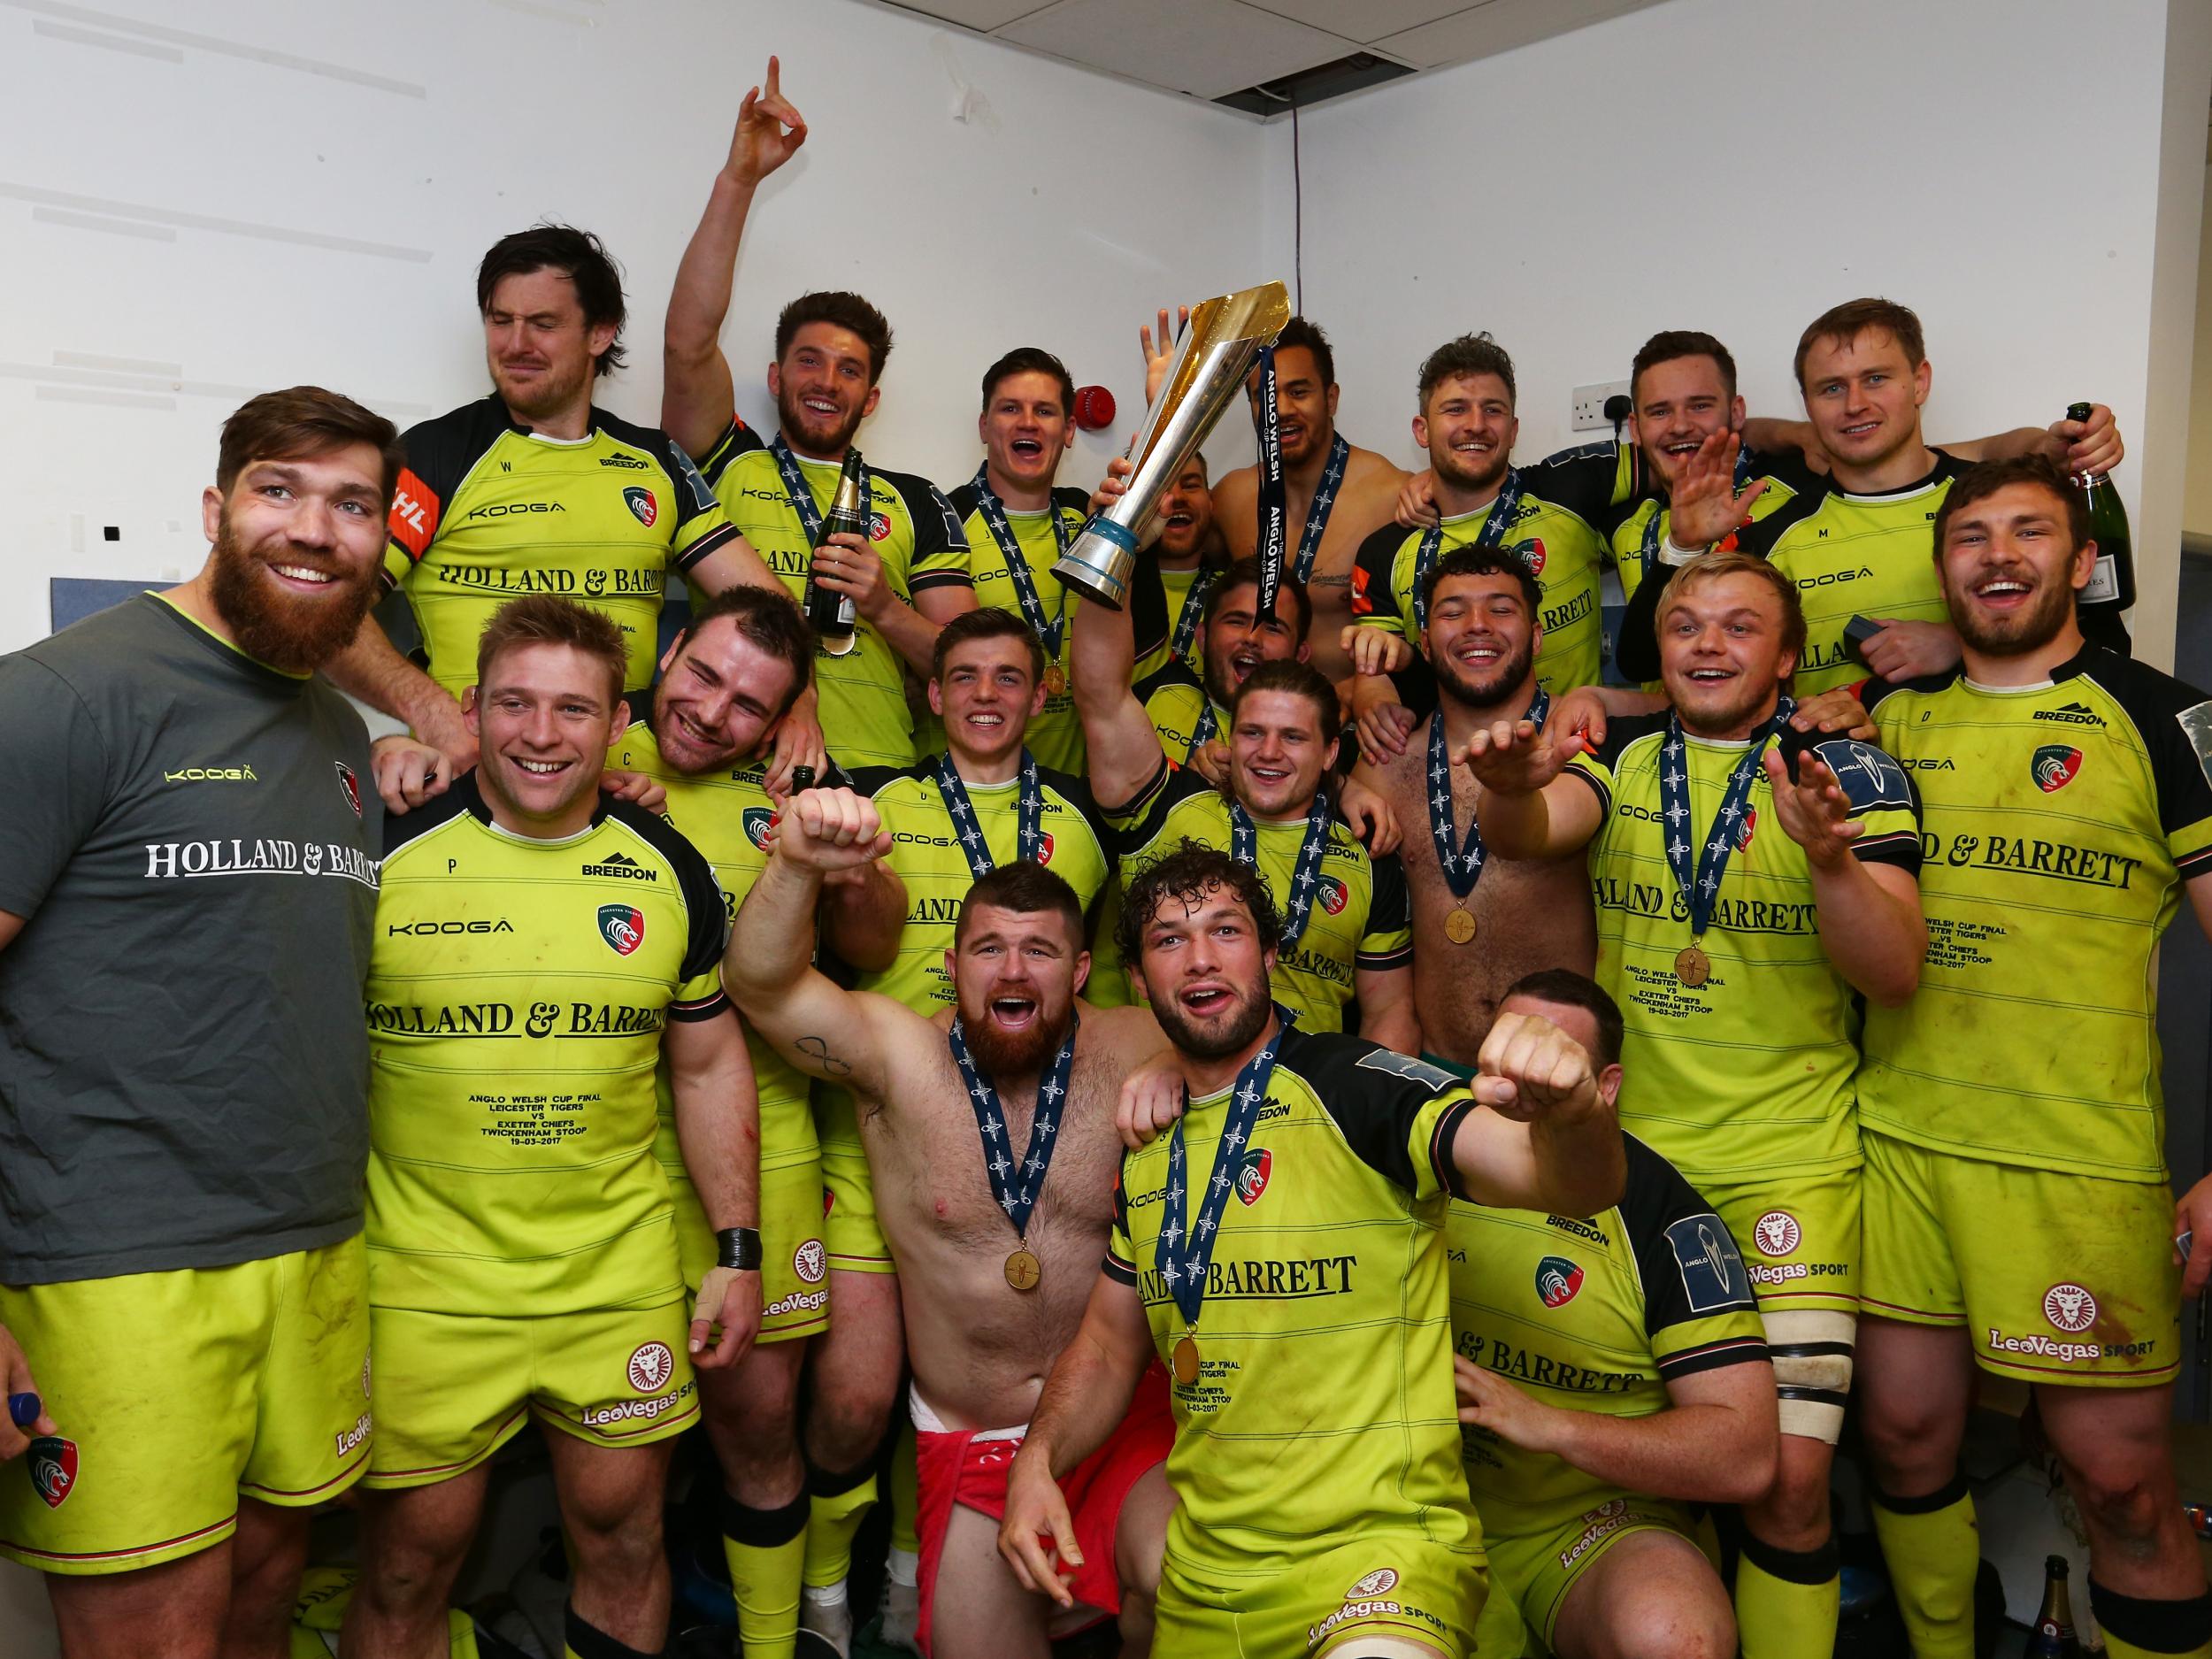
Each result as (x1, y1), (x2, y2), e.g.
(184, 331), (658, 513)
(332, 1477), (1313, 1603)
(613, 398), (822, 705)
(0, 595), (381, 1284)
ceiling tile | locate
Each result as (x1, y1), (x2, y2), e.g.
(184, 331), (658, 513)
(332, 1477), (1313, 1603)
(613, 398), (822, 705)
(1244, 0), (1482, 45)
(998, 0), (1358, 100)
(880, 0), (1056, 28)
(1374, 0), (1666, 67)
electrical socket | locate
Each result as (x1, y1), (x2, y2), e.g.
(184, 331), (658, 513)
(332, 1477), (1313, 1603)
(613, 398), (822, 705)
(1571, 380), (1632, 433)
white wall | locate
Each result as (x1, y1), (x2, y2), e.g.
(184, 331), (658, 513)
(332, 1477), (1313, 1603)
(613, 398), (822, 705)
(1279, 0), (2211, 667)
(0, 0), (1271, 654)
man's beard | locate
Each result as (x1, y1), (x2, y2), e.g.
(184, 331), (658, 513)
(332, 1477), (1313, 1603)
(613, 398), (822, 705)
(1432, 635), (1533, 712)
(1149, 979), (1271, 1063)
(1432, 442), (1509, 495)
(962, 999), (1074, 1079)
(780, 384), (867, 456)
(496, 357), (590, 425)
(1952, 575), (2076, 658)
(207, 519), (375, 674)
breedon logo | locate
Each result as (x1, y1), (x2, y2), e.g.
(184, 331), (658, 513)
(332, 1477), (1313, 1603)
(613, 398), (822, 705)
(2032, 745), (2083, 793)
(598, 904), (645, 956)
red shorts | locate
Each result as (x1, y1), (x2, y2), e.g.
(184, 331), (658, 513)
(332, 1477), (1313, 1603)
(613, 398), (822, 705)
(914, 1363), (1174, 1656)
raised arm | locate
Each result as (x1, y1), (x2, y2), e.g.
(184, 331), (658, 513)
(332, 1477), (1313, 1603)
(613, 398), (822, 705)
(1451, 1011), (1624, 1218)
(820, 856), (908, 974)
(722, 786), (903, 1102)
(1456, 1351), (1778, 1506)
(664, 58), (808, 461)
(664, 1006), (762, 1369)
(1071, 519), (1171, 810)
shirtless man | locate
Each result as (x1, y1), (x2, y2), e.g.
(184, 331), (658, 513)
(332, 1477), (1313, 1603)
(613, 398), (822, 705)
(1351, 548), (1595, 1071)
(724, 795), (1175, 1659)
(1194, 316), (1407, 685)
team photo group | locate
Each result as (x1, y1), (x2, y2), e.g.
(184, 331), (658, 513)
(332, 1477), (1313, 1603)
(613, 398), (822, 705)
(4, 53), (2211, 1659)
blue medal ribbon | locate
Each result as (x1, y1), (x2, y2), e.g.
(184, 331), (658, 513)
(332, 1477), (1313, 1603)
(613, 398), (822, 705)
(769, 434), (864, 548)
(1411, 469), (1527, 634)
(1183, 698), (1223, 764)
(1229, 787), (1333, 949)
(1169, 566), (1218, 667)
(1156, 1005), (1294, 1328)
(1291, 433), (1351, 587)
(969, 464), (1074, 660)
(1656, 697), (1793, 939)
(947, 1011), (1078, 1244)
(933, 749), (1043, 882)
(1427, 688), (1549, 900)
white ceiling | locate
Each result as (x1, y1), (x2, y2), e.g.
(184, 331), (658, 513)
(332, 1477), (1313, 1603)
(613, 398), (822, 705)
(877, 0), (1673, 104)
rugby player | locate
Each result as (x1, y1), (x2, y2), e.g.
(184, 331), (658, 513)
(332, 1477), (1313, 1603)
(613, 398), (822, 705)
(1463, 552), (1926, 1657)
(664, 61), (974, 773)
(342, 597), (757, 1659)
(1004, 843), (1626, 1656)
(0, 388), (396, 1657)
(725, 796), (1177, 1659)
(1855, 457), (2212, 1659)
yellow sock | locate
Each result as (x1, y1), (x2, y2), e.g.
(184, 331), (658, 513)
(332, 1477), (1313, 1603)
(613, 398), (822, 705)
(2091, 1579), (2212, 1657)
(1870, 1477), (1979, 1659)
(889, 1419), (920, 1559)
(803, 1462), (879, 1591)
(1734, 1534), (1839, 1659)
(723, 1490), (808, 1659)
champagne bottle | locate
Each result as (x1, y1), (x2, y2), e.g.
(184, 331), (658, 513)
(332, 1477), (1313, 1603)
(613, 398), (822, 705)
(807, 451), (867, 652)
(2065, 402), (2135, 614)
(2026, 1554), (2083, 1659)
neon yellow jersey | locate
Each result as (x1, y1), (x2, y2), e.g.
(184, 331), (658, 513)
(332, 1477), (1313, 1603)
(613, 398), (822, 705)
(608, 726), (826, 1179)
(1349, 440), (1637, 693)
(1107, 1033), (1482, 1584)
(1733, 449), (1968, 695)
(946, 482), (1171, 776)
(699, 423), (972, 770)
(1451, 1135), (1765, 1534)
(365, 775), (729, 1315)
(383, 396), (742, 700)
(1565, 716), (1922, 1182)
(1131, 658), (1221, 767)
(1106, 764), (1412, 1032)
(1860, 649), (2212, 1180)
(845, 759), (1114, 1013)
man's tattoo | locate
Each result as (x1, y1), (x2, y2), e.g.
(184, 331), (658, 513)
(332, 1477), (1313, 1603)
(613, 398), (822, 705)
(795, 1033), (852, 1078)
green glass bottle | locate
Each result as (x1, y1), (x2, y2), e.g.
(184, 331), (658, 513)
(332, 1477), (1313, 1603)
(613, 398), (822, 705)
(2066, 402), (2135, 615)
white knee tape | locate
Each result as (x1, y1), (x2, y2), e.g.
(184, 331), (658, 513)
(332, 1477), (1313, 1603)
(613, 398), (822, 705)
(1765, 1308), (1856, 1446)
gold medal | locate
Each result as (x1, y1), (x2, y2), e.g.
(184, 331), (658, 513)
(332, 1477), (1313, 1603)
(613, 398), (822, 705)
(1171, 1336), (1202, 1386)
(1674, 945), (1711, 987)
(1004, 1248), (1041, 1291)
(1041, 664), (1067, 697)
(1444, 906), (1477, 946)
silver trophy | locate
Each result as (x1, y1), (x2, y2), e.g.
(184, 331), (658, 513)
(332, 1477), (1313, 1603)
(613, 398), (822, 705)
(1053, 281), (1291, 609)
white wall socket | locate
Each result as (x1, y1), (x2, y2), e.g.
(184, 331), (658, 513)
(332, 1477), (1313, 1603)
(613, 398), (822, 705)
(1571, 380), (1632, 432)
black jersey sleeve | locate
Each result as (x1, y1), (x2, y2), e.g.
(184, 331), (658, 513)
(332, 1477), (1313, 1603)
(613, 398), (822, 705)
(1356, 852), (1414, 972)
(1520, 438), (1634, 526)
(1281, 1031), (1478, 1202)
(695, 418), (765, 488)
(888, 473), (974, 591)
(1102, 752), (1206, 845)
(1349, 522), (1417, 628)
(2078, 651), (2212, 875)
(1618, 1136), (1767, 1377)
(1104, 1165), (1139, 1284)
(0, 655), (111, 919)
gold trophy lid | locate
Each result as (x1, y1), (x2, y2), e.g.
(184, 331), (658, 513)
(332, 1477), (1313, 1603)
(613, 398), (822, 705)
(1140, 280), (1291, 469)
